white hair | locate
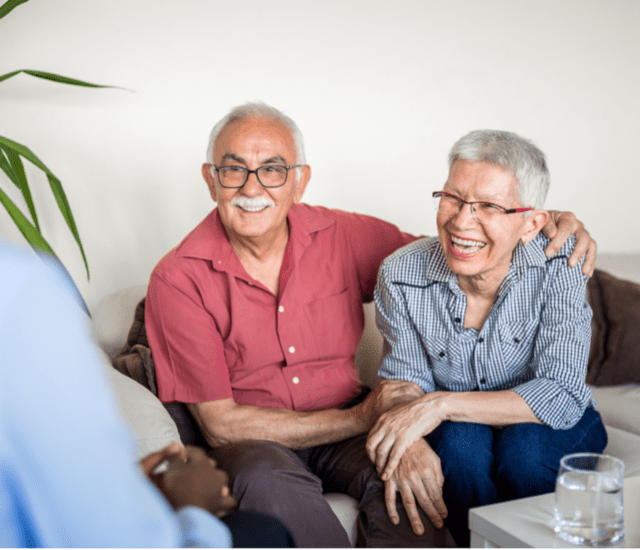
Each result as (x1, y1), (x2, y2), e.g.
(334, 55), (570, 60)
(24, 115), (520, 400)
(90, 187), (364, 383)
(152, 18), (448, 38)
(448, 130), (550, 209)
(205, 102), (306, 166)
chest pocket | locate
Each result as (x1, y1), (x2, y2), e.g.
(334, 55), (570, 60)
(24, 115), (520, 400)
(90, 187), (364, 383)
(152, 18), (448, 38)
(498, 316), (539, 379)
(421, 331), (472, 390)
(304, 288), (359, 361)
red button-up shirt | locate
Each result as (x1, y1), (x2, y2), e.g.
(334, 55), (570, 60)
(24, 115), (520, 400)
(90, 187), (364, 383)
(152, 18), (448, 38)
(146, 204), (415, 411)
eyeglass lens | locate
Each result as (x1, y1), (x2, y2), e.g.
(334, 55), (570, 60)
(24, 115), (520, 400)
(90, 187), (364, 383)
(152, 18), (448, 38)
(433, 193), (505, 224)
(219, 166), (289, 188)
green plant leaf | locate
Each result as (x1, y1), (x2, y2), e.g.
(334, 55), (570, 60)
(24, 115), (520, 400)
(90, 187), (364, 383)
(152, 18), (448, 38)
(0, 135), (89, 278)
(0, 69), (128, 90)
(2, 145), (39, 231)
(0, 0), (29, 20)
(45, 173), (88, 277)
(0, 148), (20, 187)
(0, 186), (56, 257)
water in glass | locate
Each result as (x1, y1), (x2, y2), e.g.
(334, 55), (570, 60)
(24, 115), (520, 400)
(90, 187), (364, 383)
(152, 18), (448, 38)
(554, 453), (624, 545)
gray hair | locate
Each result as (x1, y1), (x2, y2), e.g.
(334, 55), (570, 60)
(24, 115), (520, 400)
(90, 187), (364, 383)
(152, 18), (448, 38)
(205, 102), (306, 165)
(448, 130), (550, 209)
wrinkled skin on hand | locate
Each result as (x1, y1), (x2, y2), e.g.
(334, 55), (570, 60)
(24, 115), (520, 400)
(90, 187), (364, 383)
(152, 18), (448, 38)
(367, 393), (447, 482)
(356, 379), (425, 428)
(542, 210), (597, 276)
(384, 438), (447, 534)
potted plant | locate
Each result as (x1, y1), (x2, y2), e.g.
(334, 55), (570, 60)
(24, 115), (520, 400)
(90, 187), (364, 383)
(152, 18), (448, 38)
(1, 0), (122, 296)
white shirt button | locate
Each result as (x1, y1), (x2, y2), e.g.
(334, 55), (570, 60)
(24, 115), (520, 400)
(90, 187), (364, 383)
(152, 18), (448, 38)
(289, 346), (296, 354)
(292, 376), (300, 384)
(278, 305), (285, 313)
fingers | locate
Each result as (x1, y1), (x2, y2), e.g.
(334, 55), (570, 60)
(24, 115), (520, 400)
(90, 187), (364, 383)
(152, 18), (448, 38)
(570, 233), (597, 277)
(381, 440), (408, 481)
(140, 440), (184, 477)
(582, 239), (597, 277)
(543, 213), (573, 259)
(397, 479), (426, 535)
(384, 479), (401, 526)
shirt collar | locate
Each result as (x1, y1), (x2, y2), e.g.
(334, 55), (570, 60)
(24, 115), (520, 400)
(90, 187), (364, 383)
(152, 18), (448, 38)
(175, 203), (335, 266)
(399, 232), (549, 290)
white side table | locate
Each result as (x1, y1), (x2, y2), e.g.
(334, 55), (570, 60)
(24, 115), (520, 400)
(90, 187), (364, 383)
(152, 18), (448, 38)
(469, 475), (640, 548)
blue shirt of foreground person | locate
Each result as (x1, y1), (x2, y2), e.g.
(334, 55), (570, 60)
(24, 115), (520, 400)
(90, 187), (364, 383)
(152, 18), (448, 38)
(0, 243), (292, 548)
(368, 130), (607, 547)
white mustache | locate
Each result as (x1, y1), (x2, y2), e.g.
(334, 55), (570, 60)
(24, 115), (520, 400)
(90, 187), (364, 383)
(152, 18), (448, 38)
(231, 196), (276, 211)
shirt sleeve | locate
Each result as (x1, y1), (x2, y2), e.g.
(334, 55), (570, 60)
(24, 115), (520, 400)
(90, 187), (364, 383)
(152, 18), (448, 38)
(0, 249), (231, 548)
(511, 252), (593, 430)
(338, 211), (417, 302)
(374, 259), (437, 392)
(146, 271), (233, 404)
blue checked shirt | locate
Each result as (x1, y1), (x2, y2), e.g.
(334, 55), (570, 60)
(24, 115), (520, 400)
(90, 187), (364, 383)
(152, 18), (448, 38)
(374, 232), (593, 430)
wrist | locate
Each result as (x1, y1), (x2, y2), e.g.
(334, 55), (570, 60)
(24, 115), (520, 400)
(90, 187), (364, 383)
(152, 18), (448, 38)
(350, 401), (376, 433)
(428, 391), (453, 424)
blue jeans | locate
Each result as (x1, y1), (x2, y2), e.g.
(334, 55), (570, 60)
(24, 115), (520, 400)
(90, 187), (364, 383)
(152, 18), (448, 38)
(427, 407), (607, 547)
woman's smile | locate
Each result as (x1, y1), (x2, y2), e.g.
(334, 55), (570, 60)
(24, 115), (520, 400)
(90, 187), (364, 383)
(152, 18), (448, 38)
(449, 234), (486, 258)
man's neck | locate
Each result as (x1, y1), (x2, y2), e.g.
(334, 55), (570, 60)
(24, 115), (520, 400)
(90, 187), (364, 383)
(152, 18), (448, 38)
(226, 224), (290, 295)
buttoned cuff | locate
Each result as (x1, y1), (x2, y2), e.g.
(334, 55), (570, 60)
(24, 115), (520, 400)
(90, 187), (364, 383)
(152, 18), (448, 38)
(512, 377), (588, 430)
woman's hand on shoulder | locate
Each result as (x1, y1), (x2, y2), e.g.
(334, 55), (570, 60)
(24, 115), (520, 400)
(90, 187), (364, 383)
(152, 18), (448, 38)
(366, 392), (450, 481)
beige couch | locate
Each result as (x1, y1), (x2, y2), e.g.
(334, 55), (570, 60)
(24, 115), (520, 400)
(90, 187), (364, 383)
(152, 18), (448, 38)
(93, 253), (640, 546)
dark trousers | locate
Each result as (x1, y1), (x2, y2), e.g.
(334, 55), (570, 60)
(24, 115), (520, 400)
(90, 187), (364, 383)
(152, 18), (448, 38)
(427, 407), (608, 547)
(211, 434), (455, 548)
(222, 510), (295, 547)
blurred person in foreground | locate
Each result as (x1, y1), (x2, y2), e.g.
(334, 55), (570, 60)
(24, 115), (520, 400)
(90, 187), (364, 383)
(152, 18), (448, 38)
(145, 102), (598, 547)
(0, 242), (293, 548)
(368, 130), (607, 546)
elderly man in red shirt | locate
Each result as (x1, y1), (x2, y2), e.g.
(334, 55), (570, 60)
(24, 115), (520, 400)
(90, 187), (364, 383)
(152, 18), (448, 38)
(146, 102), (596, 547)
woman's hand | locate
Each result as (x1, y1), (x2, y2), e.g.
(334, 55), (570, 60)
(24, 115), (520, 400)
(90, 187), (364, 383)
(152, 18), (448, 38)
(384, 438), (448, 534)
(366, 392), (449, 481)
(354, 379), (425, 430)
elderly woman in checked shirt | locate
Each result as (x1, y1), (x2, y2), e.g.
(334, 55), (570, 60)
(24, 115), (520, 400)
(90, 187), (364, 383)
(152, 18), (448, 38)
(367, 129), (607, 547)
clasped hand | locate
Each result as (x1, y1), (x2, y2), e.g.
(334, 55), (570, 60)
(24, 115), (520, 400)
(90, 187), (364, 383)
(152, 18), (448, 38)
(141, 441), (236, 517)
(366, 391), (450, 534)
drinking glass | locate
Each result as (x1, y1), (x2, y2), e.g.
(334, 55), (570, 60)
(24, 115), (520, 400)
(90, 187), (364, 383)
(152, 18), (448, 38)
(554, 453), (624, 545)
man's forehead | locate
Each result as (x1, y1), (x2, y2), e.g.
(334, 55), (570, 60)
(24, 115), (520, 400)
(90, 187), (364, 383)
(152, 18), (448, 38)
(213, 116), (296, 161)
(220, 152), (287, 165)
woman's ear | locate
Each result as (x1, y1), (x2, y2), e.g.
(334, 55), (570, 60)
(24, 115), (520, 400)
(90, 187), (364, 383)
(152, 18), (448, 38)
(521, 210), (550, 245)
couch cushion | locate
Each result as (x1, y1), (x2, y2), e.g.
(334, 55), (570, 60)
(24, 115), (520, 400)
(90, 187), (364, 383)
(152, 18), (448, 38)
(101, 350), (181, 459)
(587, 270), (640, 386)
(602, 426), (640, 478)
(92, 285), (147, 359)
(590, 384), (640, 437)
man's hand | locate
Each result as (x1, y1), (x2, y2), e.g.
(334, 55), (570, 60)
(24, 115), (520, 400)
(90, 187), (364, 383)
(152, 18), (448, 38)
(367, 393), (447, 481)
(157, 446), (236, 517)
(354, 380), (425, 430)
(384, 439), (447, 534)
(543, 211), (597, 277)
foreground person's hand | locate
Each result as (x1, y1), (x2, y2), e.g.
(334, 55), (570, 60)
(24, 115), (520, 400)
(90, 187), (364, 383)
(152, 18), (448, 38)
(158, 446), (236, 517)
(140, 440), (186, 480)
(384, 438), (447, 534)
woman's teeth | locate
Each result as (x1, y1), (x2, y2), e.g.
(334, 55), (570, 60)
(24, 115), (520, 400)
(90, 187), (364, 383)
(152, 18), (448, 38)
(451, 235), (485, 253)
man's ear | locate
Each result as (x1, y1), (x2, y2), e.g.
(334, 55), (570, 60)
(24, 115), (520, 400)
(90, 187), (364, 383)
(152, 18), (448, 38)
(202, 163), (218, 203)
(521, 210), (550, 244)
(293, 165), (311, 204)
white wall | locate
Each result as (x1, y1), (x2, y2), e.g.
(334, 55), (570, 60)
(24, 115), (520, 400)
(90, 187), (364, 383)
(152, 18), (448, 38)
(1, 0), (639, 312)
